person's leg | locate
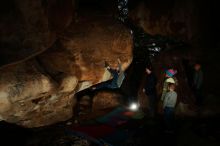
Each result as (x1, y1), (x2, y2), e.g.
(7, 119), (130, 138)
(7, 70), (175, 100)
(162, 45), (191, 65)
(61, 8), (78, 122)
(92, 80), (114, 90)
(148, 95), (155, 117)
(169, 108), (175, 130)
(110, 72), (119, 88)
(164, 107), (169, 129)
(164, 107), (174, 131)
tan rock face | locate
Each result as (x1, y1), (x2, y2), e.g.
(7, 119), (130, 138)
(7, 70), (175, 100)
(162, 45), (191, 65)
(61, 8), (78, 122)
(0, 13), (133, 127)
(0, 60), (78, 127)
(0, 92), (11, 114)
(39, 14), (133, 91)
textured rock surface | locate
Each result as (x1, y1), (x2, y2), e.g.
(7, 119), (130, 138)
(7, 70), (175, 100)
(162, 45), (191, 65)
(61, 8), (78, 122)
(92, 91), (121, 111)
(0, 60), (77, 127)
(0, 13), (132, 127)
(129, 0), (199, 42)
(0, 0), (74, 68)
(38, 13), (133, 91)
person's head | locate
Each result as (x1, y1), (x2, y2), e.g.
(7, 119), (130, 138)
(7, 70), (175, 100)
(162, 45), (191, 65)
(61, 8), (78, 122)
(194, 62), (201, 71)
(168, 83), (176, 91)
(165, 69), (177, 78)
(146, 65), (153, 74)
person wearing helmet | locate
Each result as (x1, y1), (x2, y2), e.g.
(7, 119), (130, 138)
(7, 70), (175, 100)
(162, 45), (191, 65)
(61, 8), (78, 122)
(161, 69), (178, 101)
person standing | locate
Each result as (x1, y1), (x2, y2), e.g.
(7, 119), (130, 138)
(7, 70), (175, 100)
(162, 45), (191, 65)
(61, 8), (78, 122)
(192, 62), (203, 106)
(161, 69), (177, 101)
(143, 65), (157, 117)
(163, 83), (177, 132)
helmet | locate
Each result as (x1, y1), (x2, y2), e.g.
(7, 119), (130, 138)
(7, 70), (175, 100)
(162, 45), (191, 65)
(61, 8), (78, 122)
(166, 77), (175, 83)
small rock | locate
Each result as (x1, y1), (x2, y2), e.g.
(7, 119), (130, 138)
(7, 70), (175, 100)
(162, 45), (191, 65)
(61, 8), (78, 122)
(66, 121), (72, 126)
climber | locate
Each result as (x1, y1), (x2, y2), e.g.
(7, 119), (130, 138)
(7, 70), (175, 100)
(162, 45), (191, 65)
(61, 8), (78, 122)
(91, 58), (125, 90)
(143, 65), (157, 117)
(192, 62), (203, 106)
(163, 83), (177, 132)
(161, 68), (178, 101)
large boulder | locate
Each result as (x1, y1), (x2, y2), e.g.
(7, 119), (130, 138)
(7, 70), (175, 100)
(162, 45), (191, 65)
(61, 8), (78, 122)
(0, 60), (78, 127)
(0, 13), (133, 127)
(38, 13), (133, 91)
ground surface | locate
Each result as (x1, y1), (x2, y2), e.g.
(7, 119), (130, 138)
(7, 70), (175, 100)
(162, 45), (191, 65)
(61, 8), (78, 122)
(0, 106), (219, 146)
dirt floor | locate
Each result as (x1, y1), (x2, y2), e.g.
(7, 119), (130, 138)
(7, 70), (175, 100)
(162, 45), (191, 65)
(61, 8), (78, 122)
(0, 106), (219, 146)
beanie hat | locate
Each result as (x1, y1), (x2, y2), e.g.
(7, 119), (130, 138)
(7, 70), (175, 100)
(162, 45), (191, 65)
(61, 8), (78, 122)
(165, 69), (177, 77)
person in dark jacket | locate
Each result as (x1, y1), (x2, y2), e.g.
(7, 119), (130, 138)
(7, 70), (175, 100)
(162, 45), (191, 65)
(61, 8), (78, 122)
(192, 62), (203, 106)
(143, 65), (157, 116)
(91, 58), (125, 90)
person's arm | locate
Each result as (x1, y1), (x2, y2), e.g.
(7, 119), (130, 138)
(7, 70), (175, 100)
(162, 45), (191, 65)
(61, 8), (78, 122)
(106, 66), (116, 75)
(163, 93), (169, 108)
(117, 58), (123, 73)
(172, 92), (178, 107)
(161, 81), (168, 101)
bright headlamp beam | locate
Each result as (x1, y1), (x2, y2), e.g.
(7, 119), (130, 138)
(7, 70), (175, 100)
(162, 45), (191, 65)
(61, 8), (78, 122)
(129, 102), (138, 111)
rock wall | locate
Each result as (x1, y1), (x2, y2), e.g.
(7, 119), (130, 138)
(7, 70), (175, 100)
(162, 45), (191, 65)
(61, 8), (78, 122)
(0, 60), (78, 127)
(0, 12), (133, 127)
(38, 13), (133, 91)
(129, 0), (199, 42)
(0, 0), (74, 68)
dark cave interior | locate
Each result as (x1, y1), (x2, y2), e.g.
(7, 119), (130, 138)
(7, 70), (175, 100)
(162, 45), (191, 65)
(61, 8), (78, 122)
(0, 0), (220, 146)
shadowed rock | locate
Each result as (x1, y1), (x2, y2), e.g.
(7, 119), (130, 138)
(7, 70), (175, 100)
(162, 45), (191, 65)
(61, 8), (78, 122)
(129, 0), (199, 42)
(0, 0), (74, 68)
(92, 91), (121, 111)
(0, 12), (133, 127)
